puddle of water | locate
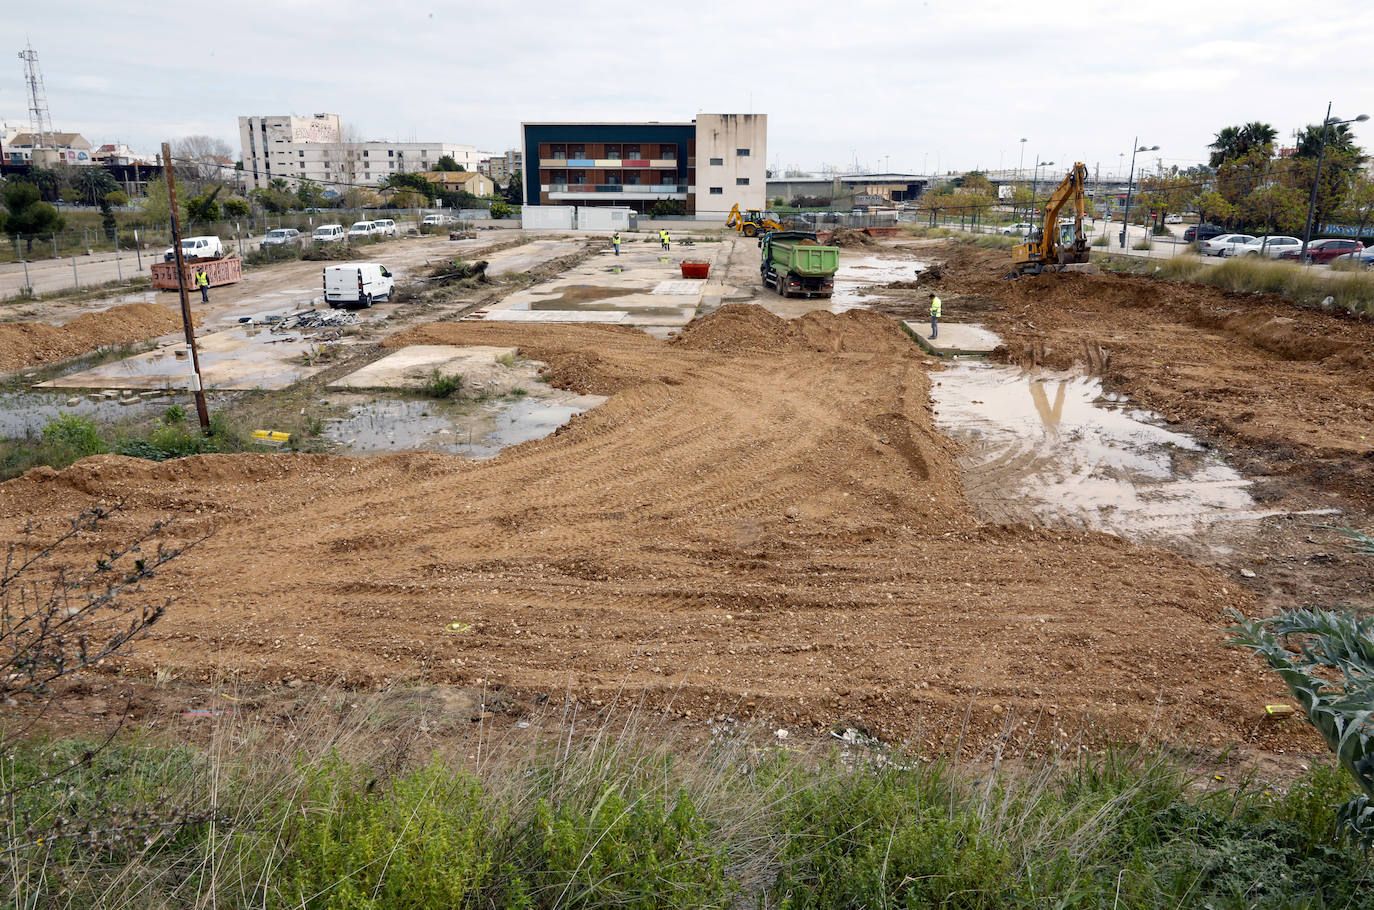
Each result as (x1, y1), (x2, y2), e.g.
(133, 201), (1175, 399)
(323, 393), (604, 459)
(930, 361), (1301, 546)
(832, 256), (924, 311)
(0, 389), (168, 437)
(529, 285), (639, 307)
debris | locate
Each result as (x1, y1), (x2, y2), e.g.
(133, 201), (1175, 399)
(275, 309), (360, 331)
(774, 729), (789, 740)
(1240, 568), (1256, 578)
(1264, 704), (1295, 718)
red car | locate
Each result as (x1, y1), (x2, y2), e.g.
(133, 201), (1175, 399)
(1278, 238), (1365, 264)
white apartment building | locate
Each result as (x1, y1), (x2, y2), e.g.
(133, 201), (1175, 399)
(238, 113), (483, 191)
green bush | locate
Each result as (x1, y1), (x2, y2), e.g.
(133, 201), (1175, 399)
(279, 758), (503, 909)
(489, 200), (512, 219)
(422, 369), (464, 400)
(41, 414), (106, 458)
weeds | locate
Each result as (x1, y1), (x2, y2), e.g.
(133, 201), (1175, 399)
(1133, 237), (1153, 251)
(422, 369), (465, 400)
(1107, 253), (1374, 314)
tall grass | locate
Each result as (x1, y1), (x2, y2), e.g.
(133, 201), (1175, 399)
(3, 688), (1370, 908)
(1125, 254), (1374, 314)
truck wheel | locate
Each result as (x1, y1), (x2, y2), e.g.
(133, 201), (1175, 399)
(744, 224), (758, 237)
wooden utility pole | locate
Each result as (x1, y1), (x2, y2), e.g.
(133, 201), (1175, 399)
(162, 141), (211, 432)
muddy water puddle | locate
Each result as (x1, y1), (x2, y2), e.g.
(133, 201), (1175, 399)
(529, 285), (640, 308)
(832, 256), (924, 311)
(0, 388), (175, 436)
(931, 361), (1328, 549)
(323, 391), (605, 459)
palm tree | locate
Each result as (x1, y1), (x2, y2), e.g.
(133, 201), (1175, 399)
(72, 167), (119, 206)
(1208, 122), (1278, 167)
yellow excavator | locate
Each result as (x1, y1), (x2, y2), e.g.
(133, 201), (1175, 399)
(726, 203), (787, 237)
(1008, 162), (1090, 278)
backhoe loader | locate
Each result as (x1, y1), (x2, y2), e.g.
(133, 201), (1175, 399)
(1008, 162), (1090, 278)
(726, 203), (787, 237)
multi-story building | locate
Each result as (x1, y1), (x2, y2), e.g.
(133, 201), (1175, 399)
(2, 131), (93, 165)
(478, 149), (523, 184)
(238, 113), (483, 191)
(521, 113), (765, 217)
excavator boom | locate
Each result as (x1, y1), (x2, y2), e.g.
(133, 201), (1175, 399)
(1009, 162), (1090, 277)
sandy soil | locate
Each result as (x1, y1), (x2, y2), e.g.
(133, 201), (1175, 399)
(0, 302), (190, 373)
(0, 305), (1312, 755)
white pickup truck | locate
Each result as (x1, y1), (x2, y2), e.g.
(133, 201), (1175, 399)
(162, 235), (225, 262)
(323, 263), (394, 308)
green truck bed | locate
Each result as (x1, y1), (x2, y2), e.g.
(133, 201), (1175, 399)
(765, 233), (840, 277)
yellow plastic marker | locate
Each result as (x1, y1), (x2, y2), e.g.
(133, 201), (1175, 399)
(445, 621), (472, 635)
(250, 430), (292, 447)
(1265, 704), (1296, 717)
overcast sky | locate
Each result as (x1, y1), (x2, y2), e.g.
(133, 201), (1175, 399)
(4, 0), (1371, 180)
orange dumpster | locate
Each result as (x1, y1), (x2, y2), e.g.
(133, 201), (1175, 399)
(152, 256), (242, 290)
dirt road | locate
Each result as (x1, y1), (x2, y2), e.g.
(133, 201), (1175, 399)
(0, 305), (1308, 755)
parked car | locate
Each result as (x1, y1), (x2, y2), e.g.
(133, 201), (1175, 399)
(347, 221), (378, 239)
(1000, 221), (1034, 236)
(1223, 235), (1301, 259)
(1334, 247), (1374, 268)
(1279, 238), (1365, 264)
(323, 263), (394, 308)
(161, 235), (224, 262)
(312, 224), (346, 243)
(421, 214), (452, 226)
(1198, 233), (1254, 257)
(1164, 213), (1184, 224)
(260, 228), (301, 249)
(372, 218), (398, 237)
(1183, 223), (1226, 243)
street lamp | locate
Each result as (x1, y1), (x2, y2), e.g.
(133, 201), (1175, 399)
(1119, 139), (1159, 249)
(1031, 159), (1054, 227)
(1017, 138), (1027, 180)
(1299, 103), (1369, 262)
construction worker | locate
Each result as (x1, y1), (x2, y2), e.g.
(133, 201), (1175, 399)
(194, 267), (210, 303)
(660, 229), (670, 251)
(612, 231), (621, 256)
(928, 292), (942, 339)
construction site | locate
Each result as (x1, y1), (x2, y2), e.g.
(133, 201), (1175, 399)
(0, 191), (1369, 759)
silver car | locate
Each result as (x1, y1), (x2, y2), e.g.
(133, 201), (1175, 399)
(1198, 233), (1254, 257)
(260, 228), (301, 249)
(1223, 235), (1300, 259)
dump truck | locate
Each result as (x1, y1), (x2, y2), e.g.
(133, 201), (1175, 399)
(759, 231), (840, 298)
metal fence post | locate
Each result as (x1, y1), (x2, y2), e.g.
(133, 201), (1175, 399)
(52, 233), (58, 258)
(71, 254), (79, 290)
(115, 236), (123, 282)
(134, 229), (144, 271)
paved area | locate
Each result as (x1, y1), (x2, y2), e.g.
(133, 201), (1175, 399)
(903, 320), (1002, 356)
(330, 345), (520, 392)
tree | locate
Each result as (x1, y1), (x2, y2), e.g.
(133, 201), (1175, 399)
(2, 179), (66, 253)
(1195, 189), (1234, 228)
(1208, 121), (1277, 168)
(73, 167), (120, 206)
(435, 155), (464, 172)
(1338, 173), (1374, 242)
(223, 197), (251, 219)
(22, 166), (60, 202)
(186, 186), (222, 225)
(141, 176), (186, 226)
(104, 190), (129, 207)
(383, 172), (439, 198)
(172, 135), (233, 190)
(1292, 123), (1367, 229)
(489, 200), (512, 218)
(1238, 181), (1307, 236)
(503, 171), (523, 205)
(296, 178), (326, 210)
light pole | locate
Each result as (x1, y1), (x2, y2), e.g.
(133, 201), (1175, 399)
(1017, 138), (1028, 221)
(1031, 159), (1054, 229)
(1299, 103), (1369, 262)
(1119, 138), (1159, 249)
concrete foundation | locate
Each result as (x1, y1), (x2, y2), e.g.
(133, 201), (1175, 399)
(903, 321), (1002, 357)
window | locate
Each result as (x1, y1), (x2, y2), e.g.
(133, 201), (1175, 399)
(709, 157), (723, 166)
(299, 161), (305, 168)
(709, 187), (723, 195)
(363, 150), (369, 157)
(298, 150), (304, 157)
(736, 178), (750, 185)
(388, 149), (394, 157)
(736, 148), (750, 156)
(661, 145), (676, 160)
(625, 144), (640, 158)
(606, 144), (620, 160)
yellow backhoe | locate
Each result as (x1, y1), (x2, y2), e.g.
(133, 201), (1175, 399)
(1008, 162), (1090, 278)
(726, 203), (787, 237)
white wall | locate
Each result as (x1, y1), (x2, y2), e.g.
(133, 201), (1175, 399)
(522, 205), (576, 230)
(694, 113), (767, 218)
(577, 207), (635, 231)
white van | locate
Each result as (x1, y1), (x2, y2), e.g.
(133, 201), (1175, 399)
(323, 263), (394, 308)
(372, 218), (397, 237)
(313, 224), (346, 243)
(162, 235), (224, 262)
(347, 221), (378, 239)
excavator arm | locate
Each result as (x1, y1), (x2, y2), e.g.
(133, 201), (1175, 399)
(1009, 162), (1090, 277)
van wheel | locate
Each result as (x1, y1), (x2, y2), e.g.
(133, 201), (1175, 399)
(364, 294), (373, 309)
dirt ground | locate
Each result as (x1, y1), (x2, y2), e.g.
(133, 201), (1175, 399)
(0, 302), (190, 373)
(0, 304), (1318, 757)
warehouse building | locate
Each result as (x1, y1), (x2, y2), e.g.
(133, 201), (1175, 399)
(521, 113), (765, 218)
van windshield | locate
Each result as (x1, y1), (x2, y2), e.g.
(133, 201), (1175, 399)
(351, 223), (371, 230)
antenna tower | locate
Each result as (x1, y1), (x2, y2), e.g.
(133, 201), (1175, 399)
(18, 41), (54, 149)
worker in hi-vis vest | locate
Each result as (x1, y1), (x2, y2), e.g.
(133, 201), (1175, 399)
(659, 229), (670, 251)
(612, 232), (621, 256)
(195, 268), (210, 303)
(928, 292), (941, 339)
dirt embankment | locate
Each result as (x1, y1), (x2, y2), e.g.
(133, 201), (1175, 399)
(918, 244), (1374, 505)
(0, 302), (188, 373)
(0, 306), (1312, 755)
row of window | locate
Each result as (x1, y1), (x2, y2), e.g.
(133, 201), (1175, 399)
(705, 178), (752, 194)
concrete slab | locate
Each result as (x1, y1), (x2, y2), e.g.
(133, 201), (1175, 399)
(39, 326), (342, 391)
(652, 279), (706, 295)
(903, 321), (1002, 357)
(329, 345), (518, 390)
(484, 240), (571, 277)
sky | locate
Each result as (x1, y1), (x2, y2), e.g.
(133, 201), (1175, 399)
(3, 0), (1372, 181)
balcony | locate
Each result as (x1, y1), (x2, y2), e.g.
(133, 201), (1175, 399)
(544, 183), (688, 201)
(540, 158), (679, 169)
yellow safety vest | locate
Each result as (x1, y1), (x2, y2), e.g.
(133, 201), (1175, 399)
(196, 271), (209, 288)
(613, 234), (620, 243)
(929, 296), (942, 317)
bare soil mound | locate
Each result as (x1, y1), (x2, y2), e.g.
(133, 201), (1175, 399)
(0, 302), (187, 373)
(0, 305), (1311, 755)
(829, 227), (877, 248)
